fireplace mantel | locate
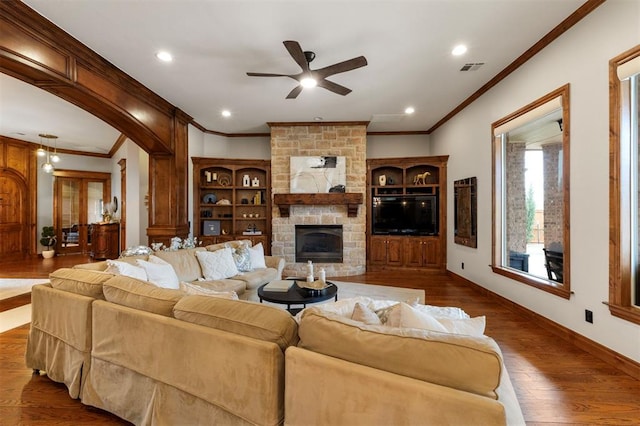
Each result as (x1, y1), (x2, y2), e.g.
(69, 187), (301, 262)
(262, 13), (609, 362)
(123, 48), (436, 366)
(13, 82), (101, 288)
(274, 193), (363, 217)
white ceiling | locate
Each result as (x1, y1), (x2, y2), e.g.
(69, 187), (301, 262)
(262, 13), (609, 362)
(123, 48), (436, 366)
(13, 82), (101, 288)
(0, 0), (585, 154)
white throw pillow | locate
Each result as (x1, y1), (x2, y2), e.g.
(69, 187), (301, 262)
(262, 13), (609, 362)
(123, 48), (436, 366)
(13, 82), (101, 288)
(351, 302), (382, 325)
(388, 303), (486, 336)
(136, 258), (180, 289)
(248, 243), (267, 269)
(196, 248), (239, 280)
(179, 281), (238, 300)
(105, 260), (147, 281)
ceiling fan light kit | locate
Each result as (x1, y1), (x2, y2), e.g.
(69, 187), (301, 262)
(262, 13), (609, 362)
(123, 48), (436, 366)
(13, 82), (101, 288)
(247, 40), (367, 99)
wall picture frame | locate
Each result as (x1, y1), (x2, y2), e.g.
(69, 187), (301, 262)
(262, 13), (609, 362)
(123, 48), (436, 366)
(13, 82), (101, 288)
(202, 220), (221, 236)
(290, 156), (346, 193)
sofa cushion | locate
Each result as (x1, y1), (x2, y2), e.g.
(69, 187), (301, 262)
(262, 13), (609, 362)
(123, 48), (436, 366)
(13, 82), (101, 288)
(179, 281), (239, 300)
(173, 296), (299, 351)
(136, 256), (180, 289)
(196, 248), (239, 280)
(298, 307), (504, 399)
(103, 275), (184, 317)
(105, 260), (148, 281)
(248, 243), (267, 269)
(232, 268), (278, 290)
(153, 248), (205, 282)
(205, 239), (252, 252)
(49, 268), (112, 299)
(194, 279), (246, 295)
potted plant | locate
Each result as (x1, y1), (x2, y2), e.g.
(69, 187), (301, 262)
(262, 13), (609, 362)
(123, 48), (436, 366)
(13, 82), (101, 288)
(40, 226), (57, 259)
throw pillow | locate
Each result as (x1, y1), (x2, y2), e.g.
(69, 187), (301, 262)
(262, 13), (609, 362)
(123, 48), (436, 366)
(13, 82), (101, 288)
(196, 248), (239, 280)
(105, 259), (147, 281)
(229, 242), (252, 272)
(248, 242), (267, 269)
(389, 303), (449, 332)
(351, 302), (382, 325)
(136, 258), (180, 289)
(374, 303), (401, 325)
(179, 281), (239, 300)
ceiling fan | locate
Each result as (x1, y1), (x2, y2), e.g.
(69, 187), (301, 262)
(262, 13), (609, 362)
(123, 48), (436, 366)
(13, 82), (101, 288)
(246, 40), (367, 99)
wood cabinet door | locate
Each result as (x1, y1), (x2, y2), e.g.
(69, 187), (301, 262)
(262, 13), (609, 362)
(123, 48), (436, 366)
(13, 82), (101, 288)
(0, 173), (27, 259)
(403, 238), (424, 267)
(386, 237), (404, 266)
(423, 238), (440, 267)
(369, 236), (388, 265)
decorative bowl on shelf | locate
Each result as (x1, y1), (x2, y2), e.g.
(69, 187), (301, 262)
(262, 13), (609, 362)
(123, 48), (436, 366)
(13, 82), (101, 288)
(202, 193), (217, 204)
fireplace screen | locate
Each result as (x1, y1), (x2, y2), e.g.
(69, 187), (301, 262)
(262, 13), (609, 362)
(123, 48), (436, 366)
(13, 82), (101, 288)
(295, 225), (343, 263)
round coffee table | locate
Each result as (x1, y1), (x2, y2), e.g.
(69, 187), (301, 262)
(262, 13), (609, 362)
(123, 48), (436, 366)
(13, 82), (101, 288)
(258, 279), (338, 315)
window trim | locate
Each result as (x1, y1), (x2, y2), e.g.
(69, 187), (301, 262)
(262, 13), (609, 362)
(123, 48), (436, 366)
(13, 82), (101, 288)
(609, 44), (640, 325)
(491, 84), (571, 299)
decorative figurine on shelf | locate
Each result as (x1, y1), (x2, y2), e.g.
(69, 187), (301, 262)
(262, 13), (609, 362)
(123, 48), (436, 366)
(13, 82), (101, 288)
(378, 174), (386, 186)
(242, 174), (250, 187)
(413, 171), (431, 185)
(252, 177), (260, 187)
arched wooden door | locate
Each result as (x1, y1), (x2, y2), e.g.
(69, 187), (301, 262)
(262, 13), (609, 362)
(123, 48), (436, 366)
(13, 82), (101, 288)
(0, 171), (28, 260)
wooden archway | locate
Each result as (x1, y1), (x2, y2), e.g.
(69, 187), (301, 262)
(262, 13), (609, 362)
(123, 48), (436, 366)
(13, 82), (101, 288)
(0, 1), (190, 245)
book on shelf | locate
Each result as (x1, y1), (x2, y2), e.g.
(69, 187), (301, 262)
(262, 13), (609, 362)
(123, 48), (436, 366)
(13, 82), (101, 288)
(263, 279), (294, 292)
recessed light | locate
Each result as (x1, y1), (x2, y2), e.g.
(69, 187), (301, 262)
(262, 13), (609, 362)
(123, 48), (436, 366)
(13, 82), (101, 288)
(221, 110), (231, 118)
(155, 51), (173, 62)
(405, 107), (415, 114)
(452, 44), (467, 56)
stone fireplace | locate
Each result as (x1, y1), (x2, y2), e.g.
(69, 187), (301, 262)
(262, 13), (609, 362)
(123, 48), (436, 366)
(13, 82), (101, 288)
(295, 225), (343, 263)
(270, 123), (367, 277)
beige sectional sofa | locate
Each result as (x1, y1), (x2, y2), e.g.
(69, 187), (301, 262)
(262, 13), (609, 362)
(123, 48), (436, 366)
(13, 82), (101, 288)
(26, 243), (525, 425)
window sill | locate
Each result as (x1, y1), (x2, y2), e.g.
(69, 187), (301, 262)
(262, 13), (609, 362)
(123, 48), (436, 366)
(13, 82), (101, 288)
(491, 265), (571, 299)
(608, 304), (640, 326)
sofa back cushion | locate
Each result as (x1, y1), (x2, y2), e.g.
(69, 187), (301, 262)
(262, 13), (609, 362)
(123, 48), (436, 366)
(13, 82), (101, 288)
(153, 247), (206, 282)
(298, 308), (504, 399)
(49, 268), (113, 299)
(205, 239), (252, 252)
(173, 296), (299, 350)
(103, 275), (184, 317)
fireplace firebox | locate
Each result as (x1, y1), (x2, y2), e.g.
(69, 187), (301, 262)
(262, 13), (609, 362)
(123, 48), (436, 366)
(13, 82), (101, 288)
(295, 225), (343, 263)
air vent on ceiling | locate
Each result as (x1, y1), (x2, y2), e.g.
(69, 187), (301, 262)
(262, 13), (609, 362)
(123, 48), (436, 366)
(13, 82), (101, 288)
(460, 62), (485, 72)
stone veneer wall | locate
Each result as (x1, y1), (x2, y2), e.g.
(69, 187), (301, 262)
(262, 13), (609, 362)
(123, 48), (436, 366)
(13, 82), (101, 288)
(542, 142), (563, 248)
(270, 124), (367, 277)
(506, 140), (527, 253)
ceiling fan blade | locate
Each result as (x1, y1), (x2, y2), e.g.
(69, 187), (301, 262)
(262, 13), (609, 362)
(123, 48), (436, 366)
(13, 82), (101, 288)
(286, 85), (304, 99)
(317, 79), (352, 96)
(315, 56), (368, 79)
(246, 72), (290, 77)
(283, 40), (310, 72)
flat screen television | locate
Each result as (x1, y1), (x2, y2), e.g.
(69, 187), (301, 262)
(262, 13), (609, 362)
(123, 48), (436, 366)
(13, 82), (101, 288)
(372, 195), (438, 236)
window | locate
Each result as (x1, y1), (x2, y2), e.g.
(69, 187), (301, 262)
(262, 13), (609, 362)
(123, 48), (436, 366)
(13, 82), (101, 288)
(609, 45), (640, 325)
(491, 85), (571, 299)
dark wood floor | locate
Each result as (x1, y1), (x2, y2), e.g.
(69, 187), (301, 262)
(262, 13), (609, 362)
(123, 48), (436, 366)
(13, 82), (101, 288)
(1, 255), (639, 424)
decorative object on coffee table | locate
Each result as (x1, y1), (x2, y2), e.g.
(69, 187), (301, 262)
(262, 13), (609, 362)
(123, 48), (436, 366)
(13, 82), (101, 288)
(257, 279), (338, 315)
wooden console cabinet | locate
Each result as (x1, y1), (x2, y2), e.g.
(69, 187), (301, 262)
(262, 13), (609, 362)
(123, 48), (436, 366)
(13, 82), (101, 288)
(367, 156), (448, 271)
(90, 222), (120, 260)
(191, 158), (271, 253)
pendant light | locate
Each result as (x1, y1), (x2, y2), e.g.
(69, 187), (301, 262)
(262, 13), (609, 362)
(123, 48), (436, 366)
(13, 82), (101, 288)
(39, 133), (58, 173)
(36, 134), (46, 157)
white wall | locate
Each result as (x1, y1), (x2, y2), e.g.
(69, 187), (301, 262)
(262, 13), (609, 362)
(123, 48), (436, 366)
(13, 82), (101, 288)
(429, 0), (640, 362)
(366, 134), (430, 158)
(111, 139), (148, 247)
(203, 134), (270, 159)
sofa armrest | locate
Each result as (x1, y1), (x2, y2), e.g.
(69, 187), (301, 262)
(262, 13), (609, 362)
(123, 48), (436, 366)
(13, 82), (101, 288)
(264, 256), (284, 279)
(73, 261), (108, 271)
